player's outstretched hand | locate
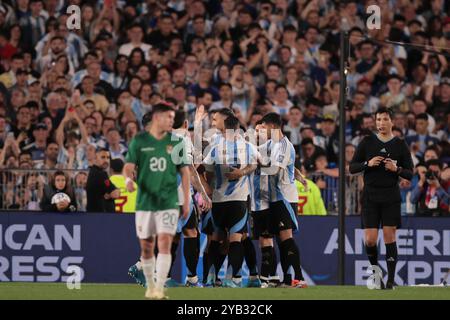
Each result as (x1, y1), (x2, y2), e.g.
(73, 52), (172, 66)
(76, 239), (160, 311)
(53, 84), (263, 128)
(194, 104), (207, 124)
(368, 156), (384, 167)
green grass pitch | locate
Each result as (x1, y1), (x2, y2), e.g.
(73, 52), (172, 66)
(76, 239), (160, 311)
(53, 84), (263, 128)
(1, 283), (450, 300)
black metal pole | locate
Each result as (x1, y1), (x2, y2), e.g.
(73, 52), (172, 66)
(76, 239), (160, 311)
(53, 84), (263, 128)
(338, 30), (348, 286)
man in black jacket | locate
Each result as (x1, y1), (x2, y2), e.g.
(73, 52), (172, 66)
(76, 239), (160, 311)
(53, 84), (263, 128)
(350, 107), (413, 290)
(86, 148), (120, 212)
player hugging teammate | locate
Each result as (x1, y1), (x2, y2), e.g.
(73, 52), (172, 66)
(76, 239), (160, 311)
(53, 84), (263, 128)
(125, 104), (308, 299)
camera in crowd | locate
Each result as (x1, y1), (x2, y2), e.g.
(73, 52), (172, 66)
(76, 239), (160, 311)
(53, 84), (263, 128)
(425, 170), (438, 180)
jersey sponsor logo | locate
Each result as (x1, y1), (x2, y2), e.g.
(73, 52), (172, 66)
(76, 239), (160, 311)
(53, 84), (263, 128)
(380, 148), (387, 153)
(166, 145), (173, 154)
(141, 147), (155, 152)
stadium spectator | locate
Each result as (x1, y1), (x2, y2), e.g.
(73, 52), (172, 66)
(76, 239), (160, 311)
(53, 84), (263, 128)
(310, 153), (339, 213)
(282, 106), (303, 152)
(40, 170), (77, 213)
(411, 159), (450, 216)
(406, 113), (440, 159)
(295, 179), (326, 216)
(0, 0), (447, 216)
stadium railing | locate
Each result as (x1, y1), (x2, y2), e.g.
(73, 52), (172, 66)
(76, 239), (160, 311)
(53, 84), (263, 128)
(0, 169), (369, 215)
(0, 168), (88, 211)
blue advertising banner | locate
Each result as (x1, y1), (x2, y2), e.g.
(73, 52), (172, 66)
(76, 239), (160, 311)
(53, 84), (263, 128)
(1, 212), (449, 285)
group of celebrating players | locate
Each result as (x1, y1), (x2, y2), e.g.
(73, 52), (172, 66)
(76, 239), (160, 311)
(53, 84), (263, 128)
(123, 102), (308, 299)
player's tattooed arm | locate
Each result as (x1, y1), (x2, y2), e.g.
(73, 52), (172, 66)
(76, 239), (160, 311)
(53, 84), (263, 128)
(225, 164), (257, 180)
(190, 165), (212, 210)
(123, 163), (136, 192)
(294, 167), (308, 192)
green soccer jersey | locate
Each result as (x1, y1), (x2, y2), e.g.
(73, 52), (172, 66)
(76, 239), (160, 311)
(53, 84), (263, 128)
(125, 131), (188, 211)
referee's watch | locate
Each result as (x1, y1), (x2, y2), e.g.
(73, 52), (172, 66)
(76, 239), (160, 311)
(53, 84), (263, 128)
(363, 161), (368, 169)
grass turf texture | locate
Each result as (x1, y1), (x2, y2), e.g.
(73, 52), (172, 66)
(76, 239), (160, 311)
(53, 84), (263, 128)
(1, 283), (449, 300)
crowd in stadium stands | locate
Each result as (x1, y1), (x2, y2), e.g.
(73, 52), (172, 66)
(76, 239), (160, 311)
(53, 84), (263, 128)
(0, 0), (448, 215)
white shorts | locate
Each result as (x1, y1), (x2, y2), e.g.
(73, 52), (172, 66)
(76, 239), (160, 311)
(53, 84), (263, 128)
(135, 209), (179, 239)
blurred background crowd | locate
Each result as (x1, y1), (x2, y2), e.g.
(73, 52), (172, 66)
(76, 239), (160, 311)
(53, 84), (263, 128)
(0, 0), (448, 215)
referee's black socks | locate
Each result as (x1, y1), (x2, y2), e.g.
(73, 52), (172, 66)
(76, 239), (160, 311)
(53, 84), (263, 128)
(385, 242), (398, 284)
(184, 237), (198, 277)
(365, 244), (378, 267)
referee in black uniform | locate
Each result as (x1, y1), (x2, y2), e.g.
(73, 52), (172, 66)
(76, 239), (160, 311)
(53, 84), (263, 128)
(350, 108), (413, 289)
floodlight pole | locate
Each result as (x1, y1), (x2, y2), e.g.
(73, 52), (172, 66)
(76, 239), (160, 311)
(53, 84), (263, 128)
(338, 29), (349, 286)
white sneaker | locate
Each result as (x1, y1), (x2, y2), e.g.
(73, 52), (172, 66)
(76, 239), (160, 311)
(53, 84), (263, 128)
(145, 288), (154, 299)
(146, 288), (168, 300)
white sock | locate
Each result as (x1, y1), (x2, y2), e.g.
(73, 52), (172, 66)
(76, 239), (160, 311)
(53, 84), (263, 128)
(141, 257), (155, 290)
(135, 259), (142, 270)
(155, 253), (172, 290)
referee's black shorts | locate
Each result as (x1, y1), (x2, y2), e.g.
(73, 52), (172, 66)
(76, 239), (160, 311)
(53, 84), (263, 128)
(361, 188), (401, 229)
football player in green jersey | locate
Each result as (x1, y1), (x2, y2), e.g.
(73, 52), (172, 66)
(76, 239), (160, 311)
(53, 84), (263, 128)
(124, 103), (190, 300)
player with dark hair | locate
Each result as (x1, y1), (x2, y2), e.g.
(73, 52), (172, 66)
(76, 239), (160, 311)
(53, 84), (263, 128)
(123, 103), (191, 299)
(203, 113), (258, 287)
(170, 110), (212, 287)
(260, 112), (307, 288)
(350, 107), (414, 290)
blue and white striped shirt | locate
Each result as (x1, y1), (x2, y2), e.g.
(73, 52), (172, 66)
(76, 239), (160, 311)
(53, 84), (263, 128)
(249, 142), (271, 212)
(204, 136), (257, 203)
(266, 136), (298, 203)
